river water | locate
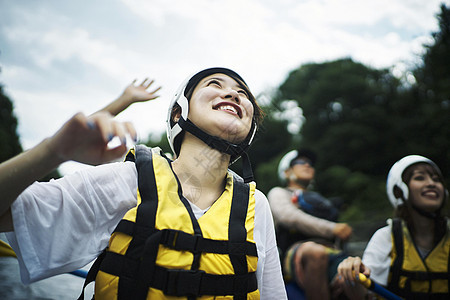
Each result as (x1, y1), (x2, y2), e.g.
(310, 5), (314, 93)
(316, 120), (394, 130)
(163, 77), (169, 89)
(0, 234), (94, 300)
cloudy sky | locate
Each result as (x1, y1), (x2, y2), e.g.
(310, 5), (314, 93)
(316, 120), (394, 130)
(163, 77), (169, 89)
(1, 0), (448, 173)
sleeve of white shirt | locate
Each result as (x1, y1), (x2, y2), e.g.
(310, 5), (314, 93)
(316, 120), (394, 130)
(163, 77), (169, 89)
(267, 187), (335, 239)
(5, 161), (138, 284)
(254, 189), (287, 300)
(362, 225), (392, 286)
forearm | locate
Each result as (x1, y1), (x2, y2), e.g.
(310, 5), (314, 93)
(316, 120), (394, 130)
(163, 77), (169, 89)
(0, 138), (64, 217)
(268, 188), (335, 239)
(279, 205), (335, 238)
(96, 95), (132, 117)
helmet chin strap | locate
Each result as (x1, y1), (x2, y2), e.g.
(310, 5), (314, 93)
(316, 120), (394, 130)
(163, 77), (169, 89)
(178, 117), (254, 183)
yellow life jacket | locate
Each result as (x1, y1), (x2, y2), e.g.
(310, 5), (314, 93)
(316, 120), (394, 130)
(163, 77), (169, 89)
(388, 218), (450, 299)
(82, 145), (259, 300)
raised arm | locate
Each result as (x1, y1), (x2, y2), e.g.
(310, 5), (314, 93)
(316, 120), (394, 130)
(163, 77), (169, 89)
(97, 78), (161, 116)
(0, 111), (135, 230)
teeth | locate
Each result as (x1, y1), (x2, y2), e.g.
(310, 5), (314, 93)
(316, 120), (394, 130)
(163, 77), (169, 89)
(423, 191), (438, 197)
(218, 105), (238, 115)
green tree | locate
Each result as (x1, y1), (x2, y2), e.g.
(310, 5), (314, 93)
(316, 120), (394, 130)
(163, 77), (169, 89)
(247, 113), (292, 194)
(411, 3), (450, 180)
(0, 84), (22, 162)
(274, 59), (401, 212)
(0, 82), (60, 181)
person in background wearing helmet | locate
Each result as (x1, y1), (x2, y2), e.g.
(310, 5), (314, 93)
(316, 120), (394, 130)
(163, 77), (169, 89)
(0, 68), (287, 299)
(336, 155), (449, 299)
(268, 149), (353, 299)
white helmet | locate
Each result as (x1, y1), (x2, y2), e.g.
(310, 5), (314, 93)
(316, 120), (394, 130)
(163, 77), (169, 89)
(166, 75), (190, 156)
(278, 150), (299, 183)
(386, 155), (441, 208)
(165, 67), (258, 182)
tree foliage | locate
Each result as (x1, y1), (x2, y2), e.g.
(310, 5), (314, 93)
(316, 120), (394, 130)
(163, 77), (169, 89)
(0, 84), (22, 162)
(411, 3), (450, 178)
(252, 4), (450, 226)
(0, 82), (60, 181)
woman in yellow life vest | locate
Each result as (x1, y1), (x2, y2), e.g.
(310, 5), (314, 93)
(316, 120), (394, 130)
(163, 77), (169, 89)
(0, 68), (287, 299)
(336, 155), (449, 299)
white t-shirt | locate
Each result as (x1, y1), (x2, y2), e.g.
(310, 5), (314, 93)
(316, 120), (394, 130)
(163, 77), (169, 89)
(6, 161), (287, 299)
(362, 223), (392, 286)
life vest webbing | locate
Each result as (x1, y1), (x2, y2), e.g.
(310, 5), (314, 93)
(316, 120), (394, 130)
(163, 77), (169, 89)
(228, 176), (250, 300)
(151, 266), (257, 296)
(397, 269), (448, 280)
(77, 249), (106, 300)
(113, 220), (257, 256)
(169, 159), (204, 272)
(119, 145), (160, 299)
(99, 252), (258, 296)
(388, 218), (404, 296)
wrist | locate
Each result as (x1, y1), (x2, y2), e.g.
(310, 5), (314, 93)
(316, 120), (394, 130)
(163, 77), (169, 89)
(118, 93), (134, 106)
(42, 137), (66, 167)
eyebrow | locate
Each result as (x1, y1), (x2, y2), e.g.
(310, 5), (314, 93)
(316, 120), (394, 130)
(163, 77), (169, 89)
(205, 77), (246, 90)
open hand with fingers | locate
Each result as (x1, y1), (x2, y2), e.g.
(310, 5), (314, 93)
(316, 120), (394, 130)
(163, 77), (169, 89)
(121, 78), (161, 103)
(330, 256), (371, 299)
(48, 111), (136, 166)
(98, 77), (161, 117)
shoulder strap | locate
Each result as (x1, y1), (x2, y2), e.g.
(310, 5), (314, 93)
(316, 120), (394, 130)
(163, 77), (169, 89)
(77, 146), (147, 300)
(228, 174), (251, 300)
(77, 250), (106, 300)
(388, 218), (404, 294)
(118, 145), (160, 299)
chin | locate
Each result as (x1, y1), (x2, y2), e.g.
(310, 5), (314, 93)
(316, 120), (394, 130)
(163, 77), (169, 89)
(216, 126), (250, 143)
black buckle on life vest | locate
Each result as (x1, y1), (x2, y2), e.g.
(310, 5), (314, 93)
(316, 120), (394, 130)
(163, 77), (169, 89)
(163, 269), (205, 297)
(160, 229), (179, 248)
(160, 229), (202, 253)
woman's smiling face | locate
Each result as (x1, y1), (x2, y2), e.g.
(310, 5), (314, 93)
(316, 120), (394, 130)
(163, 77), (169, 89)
(187, 73), (254, 144)
(407, 163), (445, 212)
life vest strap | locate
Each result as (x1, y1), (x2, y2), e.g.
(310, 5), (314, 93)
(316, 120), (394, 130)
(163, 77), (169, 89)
(101, 251), (140, 278)
(114, 219), (157, 241)
(160, 228), (257, 256)
(113, 221), (258, 257)
(99, 251), (258, 297)
(151, 265), (258, 297)
(389, 218), (404, 294)
(77, 249), (107, 300)
(397, 269), (449, 280)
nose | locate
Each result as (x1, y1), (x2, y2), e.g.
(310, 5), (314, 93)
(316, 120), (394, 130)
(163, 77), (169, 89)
(425, 176), (436, 186)
(223, 88), (240, 104)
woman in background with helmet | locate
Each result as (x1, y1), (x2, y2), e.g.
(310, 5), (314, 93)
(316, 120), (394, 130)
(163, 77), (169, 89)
(336, 155), (449, 299)
(268, 149), (353, 299)
(0, 68), (286, 299)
